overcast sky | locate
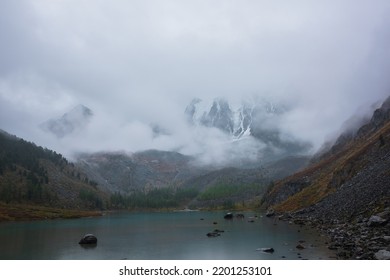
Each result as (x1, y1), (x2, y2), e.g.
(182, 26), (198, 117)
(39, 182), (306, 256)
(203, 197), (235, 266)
(1, 0), (390, 163)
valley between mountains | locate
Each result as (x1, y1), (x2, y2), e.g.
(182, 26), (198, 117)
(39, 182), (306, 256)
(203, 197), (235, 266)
(0, 96), (389, 259)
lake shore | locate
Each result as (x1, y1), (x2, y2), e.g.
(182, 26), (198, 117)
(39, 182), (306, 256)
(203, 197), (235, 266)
(0, 202), (103, 222)
(272, 208), (390, 260)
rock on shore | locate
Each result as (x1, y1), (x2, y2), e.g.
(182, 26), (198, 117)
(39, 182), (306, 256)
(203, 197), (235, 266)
(275, 208), (390, 259)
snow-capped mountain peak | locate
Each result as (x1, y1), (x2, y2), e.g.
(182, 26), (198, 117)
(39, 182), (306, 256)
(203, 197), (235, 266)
(185, 97), (281, 138)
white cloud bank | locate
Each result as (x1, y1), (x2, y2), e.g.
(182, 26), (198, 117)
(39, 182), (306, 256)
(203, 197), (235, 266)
(1, 0), (390, 164)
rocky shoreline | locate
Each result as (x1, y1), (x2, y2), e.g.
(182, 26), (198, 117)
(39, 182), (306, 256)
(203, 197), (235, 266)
(269, 208), (390, 260)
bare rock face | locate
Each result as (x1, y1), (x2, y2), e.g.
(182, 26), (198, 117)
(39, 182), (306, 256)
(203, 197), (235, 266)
(79, 234), (97, 245)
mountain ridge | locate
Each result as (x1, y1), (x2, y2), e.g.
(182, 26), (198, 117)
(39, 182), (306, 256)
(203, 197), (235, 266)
(260, 96), (390, 259)
(262, 96), (390, 214)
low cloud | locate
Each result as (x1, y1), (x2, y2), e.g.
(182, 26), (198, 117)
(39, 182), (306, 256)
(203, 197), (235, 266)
(1, 0), (390, 165)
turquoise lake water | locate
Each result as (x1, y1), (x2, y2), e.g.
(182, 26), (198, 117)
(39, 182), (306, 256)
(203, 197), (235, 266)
(0, 211), (335, 260)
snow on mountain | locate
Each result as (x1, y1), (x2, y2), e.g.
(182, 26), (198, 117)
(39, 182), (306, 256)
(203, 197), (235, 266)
(185, 96), (310, 163)
(185, 97), (283, 139)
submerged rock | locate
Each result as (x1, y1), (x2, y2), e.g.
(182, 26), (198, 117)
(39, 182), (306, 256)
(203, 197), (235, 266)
(79, 234), (98, 245)
(207, 232), (221, 237)
(257, 248), (275, 253)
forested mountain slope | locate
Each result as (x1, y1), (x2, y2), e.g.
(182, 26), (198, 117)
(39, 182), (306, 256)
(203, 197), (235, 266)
(0, 130), (107, 216)
(262, 96), (390, 219)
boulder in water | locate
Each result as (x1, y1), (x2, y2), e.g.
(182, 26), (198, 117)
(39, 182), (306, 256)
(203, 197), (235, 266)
(224, 213), (233, 219)
(79, 234), (98, 245)
(207, 232), (221, 237)
(265, 209), (275, 217)
(257, 247), (275, 253)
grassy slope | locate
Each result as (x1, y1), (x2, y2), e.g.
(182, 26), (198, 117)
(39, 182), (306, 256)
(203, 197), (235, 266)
(0, 202), (102, 222)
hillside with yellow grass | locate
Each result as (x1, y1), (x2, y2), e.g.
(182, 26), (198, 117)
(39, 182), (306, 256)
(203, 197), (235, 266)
(261, 96), (390, 259)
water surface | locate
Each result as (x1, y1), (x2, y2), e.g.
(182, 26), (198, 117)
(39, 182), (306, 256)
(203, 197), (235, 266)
(0, 211), (334, 260)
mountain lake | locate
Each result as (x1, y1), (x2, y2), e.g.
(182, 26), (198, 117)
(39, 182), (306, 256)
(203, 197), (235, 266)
(0, 211), (336, 260)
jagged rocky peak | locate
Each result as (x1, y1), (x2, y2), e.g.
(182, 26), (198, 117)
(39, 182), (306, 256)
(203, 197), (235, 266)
(202, 98), (234, 134)
(185, 96), (285, 138)
(40, 104), (93, 138)
(185, 97), (234, 134)
(184, 98), (202, 124)
(184, 96), (310, 162)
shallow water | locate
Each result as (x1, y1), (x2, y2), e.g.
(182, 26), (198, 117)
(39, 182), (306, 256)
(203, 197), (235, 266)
(0, 211), (334, 260)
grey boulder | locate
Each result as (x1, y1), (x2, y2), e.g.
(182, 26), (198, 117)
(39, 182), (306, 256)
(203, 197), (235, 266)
(374, 250), (390, 260)
(79, 234), (98, 245)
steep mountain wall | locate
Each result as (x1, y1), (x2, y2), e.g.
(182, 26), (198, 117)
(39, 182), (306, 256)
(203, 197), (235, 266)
(262, 96), (390, 220)
(261, 97), (390, 259)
